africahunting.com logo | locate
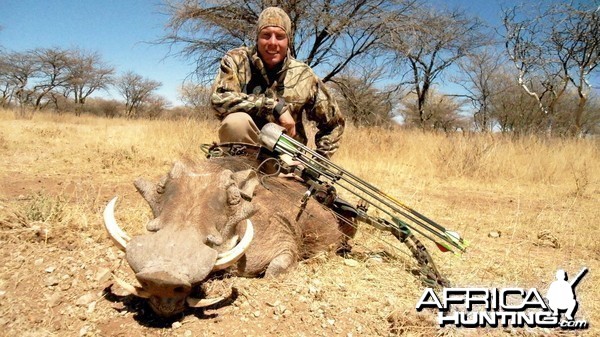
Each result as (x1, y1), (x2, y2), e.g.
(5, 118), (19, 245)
(415, 268), (589, 330)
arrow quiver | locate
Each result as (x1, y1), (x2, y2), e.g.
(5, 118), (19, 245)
(202, 123), (462, 288)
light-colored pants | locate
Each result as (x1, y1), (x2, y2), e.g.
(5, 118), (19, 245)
(218, 112), (260, 144)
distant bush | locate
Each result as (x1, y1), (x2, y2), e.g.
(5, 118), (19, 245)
(83, 98), (122, 118)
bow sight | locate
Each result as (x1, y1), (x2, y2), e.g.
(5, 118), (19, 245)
(258, 123), (468, 254)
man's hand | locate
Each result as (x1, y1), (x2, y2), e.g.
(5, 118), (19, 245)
(279, 110), (296, 137)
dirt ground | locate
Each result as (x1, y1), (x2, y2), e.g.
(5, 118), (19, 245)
(0, 116), (598, 336)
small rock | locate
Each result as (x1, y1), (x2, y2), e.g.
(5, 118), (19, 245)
(266, 300), (281, 307)
(47, 293), (62, 307)
(45, 277), (59, 287)
(87, 301), (96, 314)
(366, 256), (383, 264)
(33, 225), (50, 240)
(488, 231), (501, 238)
(328, 319), (335, 326)
(45, 266), (56, 273)
(184, 330), (193, 337)
(60, 280), (72, 291)
(0, 290), (6, 297)
(95, 268), (111, 283)
(34, 258), (44, 266)
(253, 310), (261, 317)
(106, 248), (118, 261)
(172, 321), (182, 329)
(111, 302), (126, 311)
(76, 293), (96, 307)
(274, 304), (287, 315)
(344, 259), (359, 267)
(363, 274), (375, 281)
(79, 325), (91, 337)
(308, 285), (319, 294)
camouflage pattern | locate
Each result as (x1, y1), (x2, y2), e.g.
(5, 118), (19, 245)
(211, 46), (345, 157)
(256, 7), (292, 40)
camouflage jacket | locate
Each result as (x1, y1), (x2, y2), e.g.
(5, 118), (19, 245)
(211, 46), (345, 157)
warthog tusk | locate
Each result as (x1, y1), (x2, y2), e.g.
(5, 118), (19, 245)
(103, 197), (131, 251)
(186, 296), (225, 308)
(212, 219), (254, 271)
(112, 274), (151, 298)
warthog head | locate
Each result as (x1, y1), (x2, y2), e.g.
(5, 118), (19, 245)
(103, 157), (260, 316)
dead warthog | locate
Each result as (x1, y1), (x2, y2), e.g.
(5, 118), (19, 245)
(103, 156), (345, 317)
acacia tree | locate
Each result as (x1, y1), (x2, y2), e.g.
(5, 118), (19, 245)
(31, 48), (73, 109)
(487, 69), (545, 135)
(329, 64), (397, 126)
(67, 49), (114, 115)
(401, 89), (466, 131)
(0, 51), (38, 115)
(453, 49), (506, 132)
(0, 52), (16, 107)
(143, 94), (170, 119)
(579, 94), (600, 134)
(115, 71), (162, 118)
(178, 82), (213, 119)
(386, 7), (489, 129)
(551, 3), (600, 135)
(0, 48), (114, 115)
(161, 0), (417, 83)
(503, 1), (600, 136)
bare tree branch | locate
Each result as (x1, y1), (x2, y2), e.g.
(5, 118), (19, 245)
(502, 1), (600, 135)
(159, 0), (417, 83)
(115, 71), (162, 118)
(386, 6), (489, 129)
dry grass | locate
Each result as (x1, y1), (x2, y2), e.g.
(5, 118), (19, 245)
(0, 108), (598, 336)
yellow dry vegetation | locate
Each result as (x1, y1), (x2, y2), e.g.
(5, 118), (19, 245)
(0, 109), (598, 336)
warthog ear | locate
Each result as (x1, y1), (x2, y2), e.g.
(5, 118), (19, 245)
(134, 178), (161, 218)
(219, 169), (259, 205)
(134, 175), (168, 231)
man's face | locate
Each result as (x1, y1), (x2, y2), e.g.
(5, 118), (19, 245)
(257, 26), (288, 69)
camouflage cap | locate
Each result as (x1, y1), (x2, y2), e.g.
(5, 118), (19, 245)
(256, 7), (291, 38)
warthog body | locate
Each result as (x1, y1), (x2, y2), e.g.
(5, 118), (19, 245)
(104, 156), (344, 316)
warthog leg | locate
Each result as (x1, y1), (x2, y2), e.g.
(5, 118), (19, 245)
(264, 252), (294, 277)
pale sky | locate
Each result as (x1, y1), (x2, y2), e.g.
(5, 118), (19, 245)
(0, 0), (569, 105)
